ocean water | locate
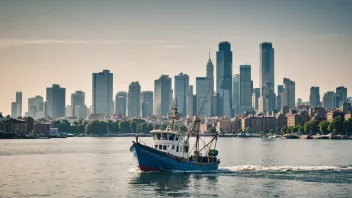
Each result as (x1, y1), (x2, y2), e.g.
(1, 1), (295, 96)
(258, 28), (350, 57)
(0, 137), (351, 197)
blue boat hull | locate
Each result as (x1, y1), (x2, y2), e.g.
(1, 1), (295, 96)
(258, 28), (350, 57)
(130, 143), (219, 172)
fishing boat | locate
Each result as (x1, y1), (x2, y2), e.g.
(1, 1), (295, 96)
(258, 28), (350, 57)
(130, 100), (220, 172)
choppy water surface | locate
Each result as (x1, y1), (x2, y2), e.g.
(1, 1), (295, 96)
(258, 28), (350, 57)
(0, 137), (351, 197)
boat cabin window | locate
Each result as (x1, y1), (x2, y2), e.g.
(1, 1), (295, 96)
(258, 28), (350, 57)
(162, 133), (168, 140)
(180, 137), (183, 141)
(176, 146), (179, 152)
(156, 133), (161, 140)
(172, 145), (175, 150)
(154, 145), (158, 149)
(159, 145), (162, 150)
(184, 146), (188, 153)
(163, 145), (167, 150)
(169, 134), (175, 141)
(175, 136), (179, 141)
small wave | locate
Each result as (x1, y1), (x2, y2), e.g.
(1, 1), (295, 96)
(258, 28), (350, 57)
(128, 165), (352, 173)
(218, 165), (352, 172)
(128, 167), (142, 173)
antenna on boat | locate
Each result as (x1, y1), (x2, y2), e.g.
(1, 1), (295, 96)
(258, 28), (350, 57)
(186, 72), (214, 157)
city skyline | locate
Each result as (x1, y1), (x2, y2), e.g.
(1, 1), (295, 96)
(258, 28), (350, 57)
(1, 1), (351, 115)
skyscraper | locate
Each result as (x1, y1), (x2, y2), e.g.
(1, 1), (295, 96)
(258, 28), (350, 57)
(46, 84), (66, 120)
(92, 70), (113, 115)
(154, 75), (172, 116)
(232, 74), (240, 116)
(16, 92), (22, 117)
(309, 86), (320, 107)
(11, 102), (17, 118)
(252, 88), (260, 111)
(28, 95), (44, 119)
(186, 85), (194, 117)
(196, 77), (211, 117)
(282, 78), (295, 109)
(239, 65), (253, 114)
(336, 86), (347, 107)
(71, 91), (87, 119)
(206, 52), (214, 116)
(323, 91), (336, 110)
(276, 85), (284, 111)
(297, 98), (303, 106)
(141, 91), (153, 118)
(216, 41), (232, 117)
(128, 81), (141, 118)
(115, 91), (127, 117)
(174, 73), (189, 116)
(259, 42), (275, 113)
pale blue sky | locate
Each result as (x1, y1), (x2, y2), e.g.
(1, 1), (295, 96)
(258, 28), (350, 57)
(0, 0), (351, 115)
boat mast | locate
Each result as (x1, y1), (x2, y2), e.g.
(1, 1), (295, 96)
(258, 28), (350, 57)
(169, 98), (179, 131)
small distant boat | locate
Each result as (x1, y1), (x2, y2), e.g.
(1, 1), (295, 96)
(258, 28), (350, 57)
(283, 134), (299, 139)
(130, 100), (220, 172)
(67, 133), (74, 137)
(269, 135), (279, 138)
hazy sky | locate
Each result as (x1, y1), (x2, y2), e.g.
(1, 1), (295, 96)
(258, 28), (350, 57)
(0, 0), (351, 115)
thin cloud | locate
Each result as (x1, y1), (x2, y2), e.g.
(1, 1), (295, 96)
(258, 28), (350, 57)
(289, 34), (346, 40)
(162, 45), (188, 48)
(0, 39), (166, 48)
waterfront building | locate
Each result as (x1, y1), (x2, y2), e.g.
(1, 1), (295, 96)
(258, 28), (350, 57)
(287, 112), (310, 127)
(1, 118), (27, 134)
(323, 91), (336, 111)
(259, 42), (275, 113)
(46, 84), (66, 120)
(92, 70), (113, 115)
(196, 77), (211, 117)
(154, 75), (172, 117)
(115, 91), (127, 117)
(128, 81), (141, 118)
(282, 78), (295, 109)
(174, 73), (189, 116)
(232, 74), (240, 116)
(309, 86), (320, 107)
(252, 88), (260, 111)
(216, 41), (232, 117)
(239, 65), (253, 114)
(71, 91), (87, 119)
(336, 86), (347, 107)
(141, 91), (153, 118)
(326, 110), (345, 122)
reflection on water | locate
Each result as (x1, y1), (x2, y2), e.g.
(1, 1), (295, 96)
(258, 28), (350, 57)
(129, 172), (192, 197)
(129, 172), (220, 197)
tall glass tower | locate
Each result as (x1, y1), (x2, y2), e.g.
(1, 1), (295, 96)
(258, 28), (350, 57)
(174, 73), (189, 116)
(154, 75), (172, 117)
(259, 42), (275, 113)
(92, 70), (113, 115)
(216, 41), (232, 117)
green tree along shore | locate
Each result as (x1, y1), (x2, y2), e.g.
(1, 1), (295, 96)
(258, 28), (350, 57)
(51, 117), (352, 136)
(231, 117), (352, 136)
(52, 119), (155, 136)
